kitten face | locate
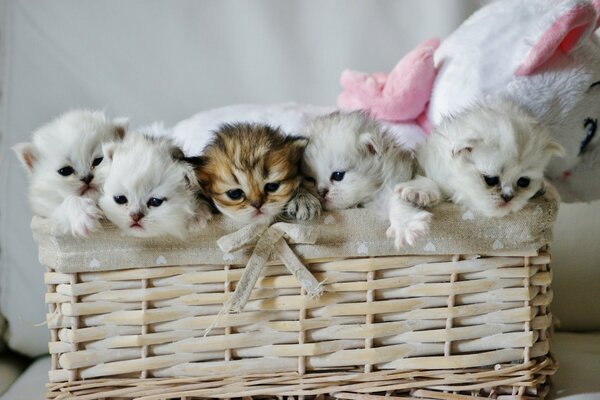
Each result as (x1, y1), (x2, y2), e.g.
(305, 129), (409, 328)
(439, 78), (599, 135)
(302, 112), (386, 210)
(12, 110), (127, 217)
(99, 133), (198, 238)
(435, 100), (564, 217)
(196, 124), (306, 224)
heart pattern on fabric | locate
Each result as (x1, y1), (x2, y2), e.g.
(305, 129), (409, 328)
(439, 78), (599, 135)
(222, 252), (235, 262)
(462, 211), (475, 220)
(356, 242), (369, 255)
(324, 215), (336, 225)
(424, 242), (436, 252)
(89, 258), (102, 269)
(156, 255), (167, 265)
(492, 240), (505, 250)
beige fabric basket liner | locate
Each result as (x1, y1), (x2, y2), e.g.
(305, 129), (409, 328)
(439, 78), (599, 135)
(32, 196), (557, 273)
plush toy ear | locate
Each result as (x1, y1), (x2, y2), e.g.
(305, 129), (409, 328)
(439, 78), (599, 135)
(545, 140), (566, 158)
(102, 142), (118, 161)
(12, 142), (38, 173)
(516, 0), (597, 76)
(359, 132), (381, 156)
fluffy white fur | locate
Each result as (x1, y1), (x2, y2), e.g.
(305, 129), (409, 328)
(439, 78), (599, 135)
(429, 0), (600, 201)
(99, 132), (211, 238)
(303, 111), (439, 248)
(172, 103), (333, 156)
(419, 100), (565, 217)
(12, 110), (127, 236)
(171, 102), (425, 157)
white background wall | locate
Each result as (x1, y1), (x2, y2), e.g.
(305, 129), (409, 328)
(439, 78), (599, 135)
(0, 0), (598, 357)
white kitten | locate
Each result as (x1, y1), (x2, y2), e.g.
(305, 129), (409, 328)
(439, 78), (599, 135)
(12, 110), (127, 236)
(99, 131), (211, 238)
(303, 111), (439, 248)
(418, 100), (564, 217)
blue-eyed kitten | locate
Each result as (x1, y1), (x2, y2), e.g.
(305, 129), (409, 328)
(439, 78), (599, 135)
(302, 111), (439, 248)
(193, 123), (321, 225)
(99, 131), (211, 238)
(13, 110), (127, 236)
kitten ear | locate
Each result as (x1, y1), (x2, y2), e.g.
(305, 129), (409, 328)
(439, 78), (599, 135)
(545, 140), (566, 158)
(170, 146), (185, 161)
(451, 138), (482, 159)
(102, 142), (118, 161)
(359, 132), (381, 156)
(12, 142), (38, 173)
(287, 136), (309, 163)
(113, 117), (129, 140)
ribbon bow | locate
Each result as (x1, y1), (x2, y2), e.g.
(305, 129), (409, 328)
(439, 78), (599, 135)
(217, 222), (324, 314)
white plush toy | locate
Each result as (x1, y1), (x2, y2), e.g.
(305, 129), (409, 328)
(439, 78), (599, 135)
(175, 0), (600, 203)
(429, 0), (600, 202)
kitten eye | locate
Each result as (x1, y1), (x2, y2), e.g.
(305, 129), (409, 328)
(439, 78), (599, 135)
(580, 117), (597, 155)
(226, 189), (244, 200)
(92, 157), (104, 167)
(330, 171), (345, 182)
(264, 182), (280, 193)
(57, 166), (74, 177)
(305, 176), (316, 183)
(113, 195), (128, 205)
(147, 197), (165, 207)
(483, 175), (500, 186)
(517, 177), (530, 188)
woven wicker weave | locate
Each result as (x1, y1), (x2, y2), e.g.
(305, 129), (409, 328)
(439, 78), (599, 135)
(36, 199), (558, 400)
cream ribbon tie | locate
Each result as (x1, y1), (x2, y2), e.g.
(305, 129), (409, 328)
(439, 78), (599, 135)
(217, 222), (324, 314)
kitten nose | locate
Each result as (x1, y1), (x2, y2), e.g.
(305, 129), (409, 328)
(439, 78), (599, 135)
(318, 188), (329, 199)
(80, 174), (94, 184)
(250, 201), (263, 210)
(130, 212), (145, 222)
(501, 193), (514, 202)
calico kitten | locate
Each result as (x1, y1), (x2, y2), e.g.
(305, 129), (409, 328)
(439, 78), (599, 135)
(417, 99), (564, 217)
(194, 123), (320, 225)
(303, 111), (439, 248)
(13, 110), (127, 236)
(99, 131), (211, 238)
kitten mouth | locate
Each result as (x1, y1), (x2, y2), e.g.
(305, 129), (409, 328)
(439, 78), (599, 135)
(79, 185), (96, 196)
(130, 222), (144, 229)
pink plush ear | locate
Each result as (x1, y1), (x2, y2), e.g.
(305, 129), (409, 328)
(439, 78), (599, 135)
(378, 37), (440, 121)
(516, 1), (597, 76)
(337, 37), (440, 122)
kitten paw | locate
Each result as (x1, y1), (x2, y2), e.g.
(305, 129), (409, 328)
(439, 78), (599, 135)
(395, 182), (441, 208)
(190, 202), (213, 230)
(287, 190), (322, 221)
(386, 210), (432, 249)
(68, 197), (102, 237)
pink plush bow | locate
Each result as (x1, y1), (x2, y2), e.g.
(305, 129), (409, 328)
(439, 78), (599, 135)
(337, 37), (440, 124)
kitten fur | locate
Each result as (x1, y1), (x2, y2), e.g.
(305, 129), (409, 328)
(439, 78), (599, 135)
(417, 99), (564, 217)
(302, 111), (439, 248)
(195, 123), (320, 225)
(12, 110), (127, 236)
(99, 131), (210, 238)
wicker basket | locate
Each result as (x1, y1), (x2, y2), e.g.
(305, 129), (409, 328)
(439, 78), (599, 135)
(33, 197), (559, 400)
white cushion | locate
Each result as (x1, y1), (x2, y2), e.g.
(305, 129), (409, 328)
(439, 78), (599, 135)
(0, 354), (27, 397)
(549, 332), (600, 399)
(0, 356), (47, 400)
